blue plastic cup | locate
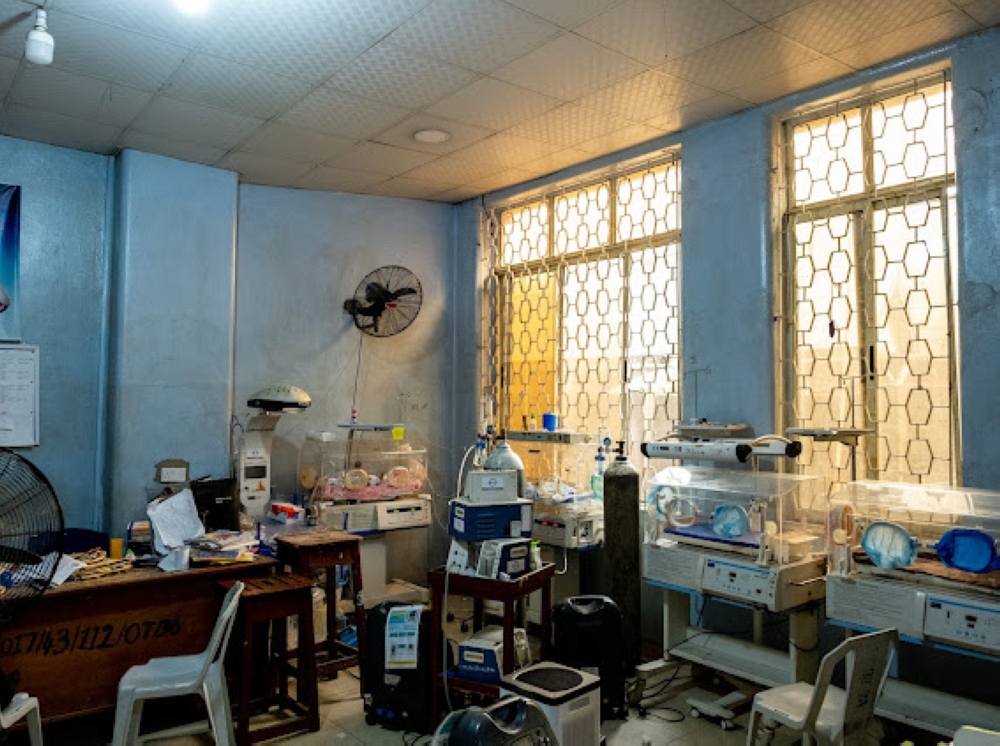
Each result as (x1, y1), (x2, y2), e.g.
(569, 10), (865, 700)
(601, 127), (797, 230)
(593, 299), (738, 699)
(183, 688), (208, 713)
(542, 412), (558, 431)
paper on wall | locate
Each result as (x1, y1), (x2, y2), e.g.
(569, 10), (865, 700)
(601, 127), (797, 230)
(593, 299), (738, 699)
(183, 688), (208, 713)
(147, 488), (205, 554)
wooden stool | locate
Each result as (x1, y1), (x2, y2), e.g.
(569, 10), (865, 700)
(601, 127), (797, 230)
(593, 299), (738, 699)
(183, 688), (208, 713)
(222, 575), (320, 746)
(275, 531), (364, 679)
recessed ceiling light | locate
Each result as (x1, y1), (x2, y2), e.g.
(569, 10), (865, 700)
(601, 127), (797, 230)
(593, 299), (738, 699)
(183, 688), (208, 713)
(413, 129), (451, 144)
(173, 0), (211, 14)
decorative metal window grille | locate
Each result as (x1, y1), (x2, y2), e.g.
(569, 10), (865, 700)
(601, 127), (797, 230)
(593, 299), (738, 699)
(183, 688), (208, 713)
(481, 155), (682, 471)
(777, 71), (961, 491)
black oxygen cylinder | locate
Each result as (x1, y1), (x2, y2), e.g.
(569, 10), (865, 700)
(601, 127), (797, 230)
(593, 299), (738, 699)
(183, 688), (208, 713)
(602, 440), (642, 674)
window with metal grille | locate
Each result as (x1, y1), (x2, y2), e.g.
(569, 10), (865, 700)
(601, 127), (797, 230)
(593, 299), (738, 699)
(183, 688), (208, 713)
(481, 154), (682, 473)
(777, 71), (960, 491)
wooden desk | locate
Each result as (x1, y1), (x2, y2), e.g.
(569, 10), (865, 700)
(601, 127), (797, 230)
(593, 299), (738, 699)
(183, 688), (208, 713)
(275, 530), (364, 679)
(0, 559), (276, 722)
(427, 563), (555, 722)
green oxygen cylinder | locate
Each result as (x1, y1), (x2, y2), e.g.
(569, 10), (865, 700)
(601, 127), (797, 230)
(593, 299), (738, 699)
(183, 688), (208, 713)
(603, 439), (642, 674)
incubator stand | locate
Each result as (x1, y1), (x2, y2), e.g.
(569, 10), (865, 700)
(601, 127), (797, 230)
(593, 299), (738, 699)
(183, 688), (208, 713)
(638, 467), (828, 728)
(826, 481), (1000, 735)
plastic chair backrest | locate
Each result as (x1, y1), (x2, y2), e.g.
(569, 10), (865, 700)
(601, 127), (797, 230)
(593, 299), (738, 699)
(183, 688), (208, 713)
(805, 627), (896, 738)
(955, 726), (1000, 745)
(198, 582), (244, 681)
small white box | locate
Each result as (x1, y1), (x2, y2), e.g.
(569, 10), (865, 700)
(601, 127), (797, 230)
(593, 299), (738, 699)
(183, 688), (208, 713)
(466, 470), (519, 503)
(501, 662), (601, 746)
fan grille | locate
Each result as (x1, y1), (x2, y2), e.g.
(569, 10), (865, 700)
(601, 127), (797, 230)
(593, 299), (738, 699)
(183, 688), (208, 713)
(346, 265), (422, 337)
(0, 449), (63, 628)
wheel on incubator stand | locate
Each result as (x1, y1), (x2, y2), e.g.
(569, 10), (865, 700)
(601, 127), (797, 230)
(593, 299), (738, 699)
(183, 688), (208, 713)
(720, 719), (734, 731)
(690, 708), (701, 719)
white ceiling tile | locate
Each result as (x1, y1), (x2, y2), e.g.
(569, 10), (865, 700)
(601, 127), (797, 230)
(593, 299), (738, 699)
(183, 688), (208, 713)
(0, 56), (20, 99)
(0, 104), (121, 153)
(217, 152), (314, 187)
(49, 0), (243, 47)
(324, 41), (479, 109)
(729, 57), (852, 104)
(661, 26), (821, 92)
(10, 65), (150, 127)
(0, 1), (39, 59)
(163, 53), (314, 120)
(576, 70), (716, 122)
(131, 96), (264, 150)
(426, 78), (561, 130)
(577, 0), (756, 66)
(465, 168), (534, 194)
(506, 103), (641, 147)
(44, 10), (189, 91)
(366, 176), (451, 200)
(645, 93), (750, 132)
(505, 0), (625, 28)
(402, 154), (505, 184)
(429, 185), (483, 203)
(373, 114), (494, 155)
(575, 122), (664, 154)
(237, 122), (357, 164)
(447, 134), (556, 170)
(389, 0), (561, 74)
(280, 86), (413, 139)
(118, 130), (227, 165)
(723, 0), (819, 23)
(517, 148), (595, 177)
(831, 9), (983, 70)
(207, 0), (430, 84)
(961, 0), (1000, 25)
(493, 33), (646, 101)
(767, 0), (956, 56)
(294, 166), (388, 193)
(324, 141), (437, 175)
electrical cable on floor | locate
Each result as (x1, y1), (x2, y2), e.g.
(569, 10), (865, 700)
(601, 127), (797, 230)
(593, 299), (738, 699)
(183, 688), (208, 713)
(555, 543), (569, 575)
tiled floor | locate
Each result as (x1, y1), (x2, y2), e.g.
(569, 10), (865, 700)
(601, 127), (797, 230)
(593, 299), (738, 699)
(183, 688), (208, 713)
(24, 669), (895, 745)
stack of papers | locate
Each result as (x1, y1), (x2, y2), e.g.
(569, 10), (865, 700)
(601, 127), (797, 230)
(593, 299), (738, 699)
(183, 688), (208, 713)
(187, 531), (259, 564)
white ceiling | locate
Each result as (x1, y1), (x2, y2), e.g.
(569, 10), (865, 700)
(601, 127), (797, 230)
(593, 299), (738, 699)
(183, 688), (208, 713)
(0, 0), (996, 203)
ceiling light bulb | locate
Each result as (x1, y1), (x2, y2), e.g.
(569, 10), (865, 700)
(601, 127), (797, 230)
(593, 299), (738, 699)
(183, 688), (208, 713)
(173, 0), (212, 15)
(25, 10), (54, 66)
(414, 129), (451, 144)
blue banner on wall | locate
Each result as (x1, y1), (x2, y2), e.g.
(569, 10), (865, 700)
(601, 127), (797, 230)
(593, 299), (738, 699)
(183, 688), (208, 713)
(0, 185), (21, 341)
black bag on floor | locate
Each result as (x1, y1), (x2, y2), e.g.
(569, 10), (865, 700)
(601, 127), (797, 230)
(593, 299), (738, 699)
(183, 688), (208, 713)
(551, 594), (627, 719)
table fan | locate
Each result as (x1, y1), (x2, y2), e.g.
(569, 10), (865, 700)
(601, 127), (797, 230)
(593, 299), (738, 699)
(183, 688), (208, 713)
(0, 448), (64, 706)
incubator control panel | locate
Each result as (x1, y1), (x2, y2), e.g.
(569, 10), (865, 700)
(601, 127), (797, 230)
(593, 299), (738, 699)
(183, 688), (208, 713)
(924, 595), (1000, 652)
(701, 558), (777, 604)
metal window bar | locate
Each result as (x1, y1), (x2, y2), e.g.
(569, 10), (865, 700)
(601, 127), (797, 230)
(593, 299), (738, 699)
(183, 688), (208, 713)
(481, 155), (682, 477)
(776, 71), (961, 494)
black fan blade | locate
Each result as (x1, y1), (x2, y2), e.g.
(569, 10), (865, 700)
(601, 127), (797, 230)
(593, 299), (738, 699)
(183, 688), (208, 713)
(0, 544), (43, 565)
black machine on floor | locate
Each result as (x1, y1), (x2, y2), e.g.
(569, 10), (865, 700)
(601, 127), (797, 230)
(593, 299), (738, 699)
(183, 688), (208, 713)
(362, 601), (431, 732)
(437, 696), (559, 745)
(551, 595), (626, 719)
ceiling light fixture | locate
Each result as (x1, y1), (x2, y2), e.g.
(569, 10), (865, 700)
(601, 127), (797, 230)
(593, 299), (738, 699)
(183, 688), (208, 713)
(173, 0), (212, 15)
(25, 10), (54, 66)
(413, 129), (451, 144)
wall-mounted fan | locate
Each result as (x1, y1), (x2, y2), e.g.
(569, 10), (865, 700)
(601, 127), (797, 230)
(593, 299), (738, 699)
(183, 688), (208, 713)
(0, 448), (64, 706)
(343, 265), (422, 337)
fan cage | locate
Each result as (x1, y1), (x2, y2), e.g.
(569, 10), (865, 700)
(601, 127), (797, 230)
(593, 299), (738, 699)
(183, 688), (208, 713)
(0, 448), (64, 628)
(347, 265), (423, 338)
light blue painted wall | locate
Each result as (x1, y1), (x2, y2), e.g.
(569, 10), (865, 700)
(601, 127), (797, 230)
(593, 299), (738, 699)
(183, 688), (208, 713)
(234, 185), (456, 578)
(106, 150), (238, 534)
(0, 136), (109, 528)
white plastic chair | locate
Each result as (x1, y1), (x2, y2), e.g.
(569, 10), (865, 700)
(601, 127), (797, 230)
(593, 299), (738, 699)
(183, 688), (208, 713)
(746, 627), (897, 746)
(111, 581), (244, 746)
(954, 726), (1000, 745)
(1, 692), (42, 745)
